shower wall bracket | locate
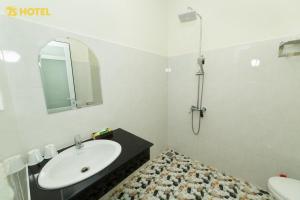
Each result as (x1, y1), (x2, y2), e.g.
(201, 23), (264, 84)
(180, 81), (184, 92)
(279, 39), (300, 57)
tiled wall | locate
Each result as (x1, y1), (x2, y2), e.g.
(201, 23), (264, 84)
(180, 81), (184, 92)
(2, 15), (300, 192)
(168, 36), (300, 188)
(0, 17), (168, 160)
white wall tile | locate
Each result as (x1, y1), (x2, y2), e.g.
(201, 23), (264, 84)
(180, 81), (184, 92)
(168, 36), (300, 188)
(0, 17), (168, 160)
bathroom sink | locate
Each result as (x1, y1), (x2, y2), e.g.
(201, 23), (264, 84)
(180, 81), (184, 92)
(38, 140), (122, 189)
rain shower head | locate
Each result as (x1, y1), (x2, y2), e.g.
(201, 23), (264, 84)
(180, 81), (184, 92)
(178, 7), (205, 75)
(178, 11), (197, 23)
(178, 7), (202, 23)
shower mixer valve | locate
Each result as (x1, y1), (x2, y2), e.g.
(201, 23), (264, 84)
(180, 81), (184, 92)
(190, 106), (207, 117)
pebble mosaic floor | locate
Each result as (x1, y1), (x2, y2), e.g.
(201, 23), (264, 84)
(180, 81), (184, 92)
(111, 149), (274, 200)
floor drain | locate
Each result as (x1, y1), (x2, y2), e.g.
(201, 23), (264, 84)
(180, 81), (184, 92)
(81, 167), (90, 173)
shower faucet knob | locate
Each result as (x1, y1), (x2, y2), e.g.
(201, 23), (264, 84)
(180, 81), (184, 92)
(200, 107), (207, 118)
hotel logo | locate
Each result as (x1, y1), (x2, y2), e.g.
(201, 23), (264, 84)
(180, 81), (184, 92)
(6, 6), (51, 16)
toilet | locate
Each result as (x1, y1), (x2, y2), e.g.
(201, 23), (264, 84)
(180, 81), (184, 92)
(268, 177), (300, 200)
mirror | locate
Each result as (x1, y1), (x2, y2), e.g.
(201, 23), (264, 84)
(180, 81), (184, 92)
(39, 38), (103, 113)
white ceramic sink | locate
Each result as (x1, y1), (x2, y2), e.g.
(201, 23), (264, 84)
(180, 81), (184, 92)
(38, 140), (122, 189)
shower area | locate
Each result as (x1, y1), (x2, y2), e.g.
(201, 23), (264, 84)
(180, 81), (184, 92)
(167, 3), (300, 188)
(178, 7), (207, 135)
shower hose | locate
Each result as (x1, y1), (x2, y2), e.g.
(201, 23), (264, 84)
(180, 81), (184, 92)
(191, 75), (205, 135)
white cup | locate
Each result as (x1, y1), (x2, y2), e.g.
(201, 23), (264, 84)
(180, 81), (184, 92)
(27, 149), (44, 166)
(44, 144), (58, 159)
(3, 155), (25, 175)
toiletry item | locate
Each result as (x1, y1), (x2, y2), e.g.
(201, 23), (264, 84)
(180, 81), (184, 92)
(0, 163), (14, 200)
(3, 155), (25, 175)
(27, 149), (44, 166)
(92, 128), (113, 140)
(44, 144), (58, 159)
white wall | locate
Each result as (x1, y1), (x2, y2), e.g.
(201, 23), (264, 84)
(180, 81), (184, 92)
(2, 0), (300, 191)
(167, 0), (300, 189)
(168, 34), (300, 189)
(0, 16), (168, 160)
(167, 0), (300, 56)
(0, 58), (24, 160)
(0, 0), (168, 56)
(168, 38), (300, 188)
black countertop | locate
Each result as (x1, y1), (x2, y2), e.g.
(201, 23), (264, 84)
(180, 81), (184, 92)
(29, 128), (153, 200)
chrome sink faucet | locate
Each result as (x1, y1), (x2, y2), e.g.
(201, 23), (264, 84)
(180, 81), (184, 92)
(74, 135), (84, 149)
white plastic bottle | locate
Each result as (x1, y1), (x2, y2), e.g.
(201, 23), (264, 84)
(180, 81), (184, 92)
(0, 163), (14, 200)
